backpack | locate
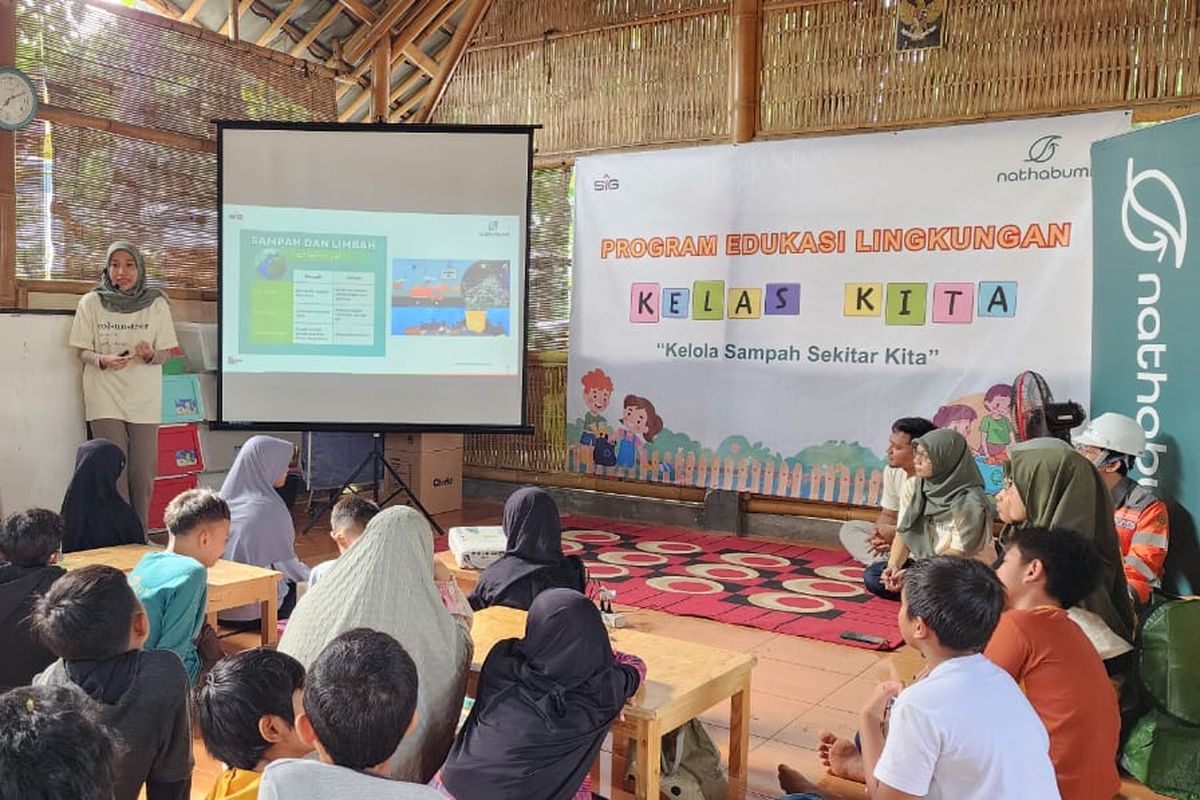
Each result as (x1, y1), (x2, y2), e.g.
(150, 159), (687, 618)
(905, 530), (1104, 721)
(1121, 594), (1200, 800)
(624, 719), (729, 799)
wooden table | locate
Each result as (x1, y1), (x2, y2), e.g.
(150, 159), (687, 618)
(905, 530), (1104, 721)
(435, 549), (480, 592)
(469, 606), (756, 800)
(62, 544), (282, 646)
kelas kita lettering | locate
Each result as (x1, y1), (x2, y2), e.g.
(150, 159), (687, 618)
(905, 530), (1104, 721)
(628, 281), (1017, 324)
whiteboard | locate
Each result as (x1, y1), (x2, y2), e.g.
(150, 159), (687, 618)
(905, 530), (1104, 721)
(0, 312), (87, 515)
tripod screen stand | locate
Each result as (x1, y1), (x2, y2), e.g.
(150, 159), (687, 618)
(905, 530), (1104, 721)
(303, 433), (445, 535)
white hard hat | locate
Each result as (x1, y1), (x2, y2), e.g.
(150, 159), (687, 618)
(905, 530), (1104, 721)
(1073, 412), (1146, 457)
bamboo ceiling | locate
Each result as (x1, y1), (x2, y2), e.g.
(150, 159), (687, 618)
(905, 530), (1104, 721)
(129, 0), (495, 123)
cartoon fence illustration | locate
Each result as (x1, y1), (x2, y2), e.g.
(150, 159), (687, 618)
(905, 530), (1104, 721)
(565, 444), (883, 506)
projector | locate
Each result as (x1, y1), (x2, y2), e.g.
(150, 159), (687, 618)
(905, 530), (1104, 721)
(448, 525), (508, 569)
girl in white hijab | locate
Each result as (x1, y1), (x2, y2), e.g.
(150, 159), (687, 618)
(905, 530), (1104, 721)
(278, 505), (473, 783)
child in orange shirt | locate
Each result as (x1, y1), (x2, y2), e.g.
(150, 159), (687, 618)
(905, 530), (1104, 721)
(989, 527), (1121, 800)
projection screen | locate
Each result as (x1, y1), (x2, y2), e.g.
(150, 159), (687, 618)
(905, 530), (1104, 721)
(218, 123), (533, 431)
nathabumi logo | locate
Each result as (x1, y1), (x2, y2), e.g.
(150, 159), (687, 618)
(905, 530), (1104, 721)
(1122, 158), (1188, 269)
(1025, 134), (1062, 163)
(1121, 157), (1188, 491)
(997, 133), (1089, 183)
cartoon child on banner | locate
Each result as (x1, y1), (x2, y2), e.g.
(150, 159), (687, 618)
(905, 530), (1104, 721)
(616, 394), (664, 469)
(933, 404), (978, 439)
(577, 369), (614, 467)
(977, 383), (1015, 458)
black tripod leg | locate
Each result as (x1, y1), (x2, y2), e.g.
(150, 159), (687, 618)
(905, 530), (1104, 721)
(378, 456), (446, 536)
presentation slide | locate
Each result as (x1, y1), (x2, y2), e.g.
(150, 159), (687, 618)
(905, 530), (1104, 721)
(218, 125), (531, 429)
(223, 207), (521, 376)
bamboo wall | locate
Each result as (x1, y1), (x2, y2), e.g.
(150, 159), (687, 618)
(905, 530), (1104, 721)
(444, 0), (1200, 495)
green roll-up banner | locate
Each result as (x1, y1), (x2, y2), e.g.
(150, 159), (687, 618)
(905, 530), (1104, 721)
(1092, 116), (1200, 595)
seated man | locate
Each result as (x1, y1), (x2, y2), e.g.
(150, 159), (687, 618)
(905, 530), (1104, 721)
(839, 417), (936, 566)
(1073, 412), (1170, 608)
(988, 527), (1121, 800)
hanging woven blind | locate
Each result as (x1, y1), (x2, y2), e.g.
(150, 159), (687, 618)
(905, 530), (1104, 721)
(13, 0), (337, 290)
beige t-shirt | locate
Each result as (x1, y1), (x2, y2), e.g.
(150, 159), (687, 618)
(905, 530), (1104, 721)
(69, 292), (177, 424)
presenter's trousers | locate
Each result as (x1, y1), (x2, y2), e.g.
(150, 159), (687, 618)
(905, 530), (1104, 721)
(89, 418), (158, 533)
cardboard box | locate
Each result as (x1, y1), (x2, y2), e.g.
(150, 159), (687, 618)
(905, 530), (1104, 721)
(385, 433), (464, 456)
(385, 446), (463, 515)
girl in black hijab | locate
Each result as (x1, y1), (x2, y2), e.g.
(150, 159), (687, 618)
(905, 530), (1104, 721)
(60, 439), (144, 552)
(468, 487), (586, 611)
(438, 588), (644, 800)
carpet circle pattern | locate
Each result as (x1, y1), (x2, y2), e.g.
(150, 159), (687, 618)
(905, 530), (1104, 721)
(560, 515), (903, 650)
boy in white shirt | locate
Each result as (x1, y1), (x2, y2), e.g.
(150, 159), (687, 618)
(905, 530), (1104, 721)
(260, 628), (441, 800)
(779, 557), (1060, 800)
(307, 496), (379, 589)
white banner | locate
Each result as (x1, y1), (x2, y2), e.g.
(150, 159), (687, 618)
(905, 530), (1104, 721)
(566, 112), (1130, 502)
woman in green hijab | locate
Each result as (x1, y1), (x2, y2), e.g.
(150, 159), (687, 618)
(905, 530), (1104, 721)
(69, 242), (178, 531)
(995, 439), (1135, 652)
(873, 428), (994, 598)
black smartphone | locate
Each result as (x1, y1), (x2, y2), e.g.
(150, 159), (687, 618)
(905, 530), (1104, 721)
(840, 630), (888, 646)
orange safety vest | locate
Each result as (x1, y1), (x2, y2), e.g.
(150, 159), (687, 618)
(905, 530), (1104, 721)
(1112, 477), (1170, 606)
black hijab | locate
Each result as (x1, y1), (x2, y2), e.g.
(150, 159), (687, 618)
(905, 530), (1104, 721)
(441, 589), (641, 800)
(61, 439), (144, 553)
(468, 487), (586, 611)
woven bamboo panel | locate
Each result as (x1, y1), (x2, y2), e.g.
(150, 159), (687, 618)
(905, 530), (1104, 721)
(474, 0), (728, 46)
(528, 167), (574, 351)
(434, 11), (730, 155)
(761, 0), (1200, 135)
(12, 0), (336, 288)
(465, 357), (568, 471)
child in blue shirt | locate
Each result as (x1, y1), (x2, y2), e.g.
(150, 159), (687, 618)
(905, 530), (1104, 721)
(128, 489), (229, 682)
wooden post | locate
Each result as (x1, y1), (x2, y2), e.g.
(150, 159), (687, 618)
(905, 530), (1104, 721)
(371, 39), (390, 122)
(729, 0), (761, 143)
(0, 0), (17, 308)
(227, 0), (239, 41)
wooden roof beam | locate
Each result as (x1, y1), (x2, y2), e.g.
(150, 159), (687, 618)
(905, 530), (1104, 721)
(413, 0), (491, 123)
(338, 0), (378, 24)
(218, 0), (333, 59)
(138, 0), (182, 19)
(343, 0), (420, 65)
(256, 0), (306, 47)
(337, 0), (456, 104)
(388, 0), (455, 65)
(180, 0), (209, 24)
(219, 0), (253, 36)
(290, 3), (344, 57)
(400, 43), (437, 77)
(382, 0), (465, 122)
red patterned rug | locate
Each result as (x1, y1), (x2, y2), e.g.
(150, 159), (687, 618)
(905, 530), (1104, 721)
(561, 515), (903, 651)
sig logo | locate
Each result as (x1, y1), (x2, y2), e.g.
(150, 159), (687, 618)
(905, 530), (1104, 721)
(1122, 158), (1188, 269)
(433, 476), (456, 488)
(593, 174), (620, 192)
(1024, 134), (1062, 164)
(487, 220), (499, 232)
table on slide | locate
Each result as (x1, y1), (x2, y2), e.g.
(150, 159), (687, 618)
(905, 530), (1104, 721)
(468, 605), (756, 800)
(61, 544), (282, 646)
